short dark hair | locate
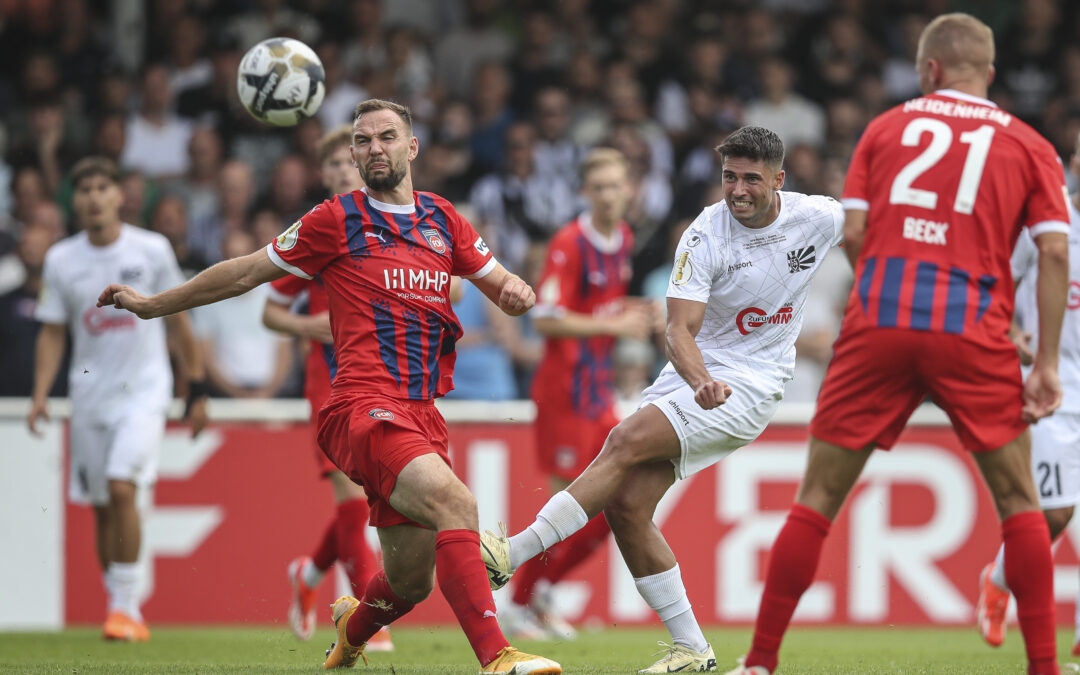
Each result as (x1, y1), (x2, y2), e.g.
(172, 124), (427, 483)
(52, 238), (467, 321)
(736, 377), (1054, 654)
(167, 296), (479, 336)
(353, 98), (413, 132)
(715, 126), (785, 170)
(71, 156), (120, 189)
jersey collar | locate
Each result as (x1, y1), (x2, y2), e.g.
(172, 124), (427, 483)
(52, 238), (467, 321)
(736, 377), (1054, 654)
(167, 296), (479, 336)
(578, 211), (624, 254)
(933, 88), (997, 108)
(362, 188), (416, 214)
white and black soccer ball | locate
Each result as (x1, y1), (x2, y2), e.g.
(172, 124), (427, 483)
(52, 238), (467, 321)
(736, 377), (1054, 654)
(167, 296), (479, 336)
(236, 37), (326, 127)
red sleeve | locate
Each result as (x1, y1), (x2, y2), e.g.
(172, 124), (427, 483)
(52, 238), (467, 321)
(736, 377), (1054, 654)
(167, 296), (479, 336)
(535, 231), (581, 316)
(268, 199), (342, 279)
(1022, 139), (1070, 233)
(442, 199), (494, 277)
(268, 273), (309, 302)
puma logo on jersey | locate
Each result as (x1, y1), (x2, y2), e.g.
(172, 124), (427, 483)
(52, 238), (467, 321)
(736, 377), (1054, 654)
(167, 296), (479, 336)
(902, 217), (949, 245)
(365, 231), (386, 243)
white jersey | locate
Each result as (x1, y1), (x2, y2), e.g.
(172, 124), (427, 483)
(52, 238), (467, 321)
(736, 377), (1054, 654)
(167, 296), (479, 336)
(664, 191), (844, 382)
(1012, 197), (1080, 413)
(36, 225), (184, 422)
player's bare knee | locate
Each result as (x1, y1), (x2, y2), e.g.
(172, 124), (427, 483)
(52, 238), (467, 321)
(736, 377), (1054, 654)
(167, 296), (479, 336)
(385, 566), (434, 603)
(600, 422), (648, 468)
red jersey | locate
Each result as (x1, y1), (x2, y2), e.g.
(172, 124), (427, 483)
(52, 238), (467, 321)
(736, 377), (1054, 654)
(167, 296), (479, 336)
(531, 214), (633, 419)
(267, 274), (336, 406)
(841, 89), (1069, 344)
(269, 189), (494, 400)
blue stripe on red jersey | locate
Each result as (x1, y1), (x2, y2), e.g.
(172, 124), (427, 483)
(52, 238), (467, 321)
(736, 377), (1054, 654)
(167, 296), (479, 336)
(858, 257), (877, 312)
(945, 268), (969, 334)
(362, 200), (401, 256)
(911, 261), (937, 331)
(425, 311), (441, 398)
(402, 307), (426, 398)
(877, 258), (905, 328)
(576, 235), (591, 299)
(322, 343), (339, 382)
(340, 194), (373, 263)
(976, 275), (997, 321)
(371, 299), (401, 386)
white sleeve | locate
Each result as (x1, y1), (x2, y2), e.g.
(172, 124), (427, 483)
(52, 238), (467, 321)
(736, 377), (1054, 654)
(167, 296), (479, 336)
(34, 250), (68, 324)
(1010, 228), (1038, 285)
(665, 211), (719, 303)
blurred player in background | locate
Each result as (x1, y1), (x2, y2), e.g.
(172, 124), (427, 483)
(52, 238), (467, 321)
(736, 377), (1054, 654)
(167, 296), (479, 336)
(482, 125), (845, 673)
(262, 124), (390, 651)
(730, 14), (1069, 675)
(98, 99), (561, 674)
(975, 129), (1080, 653)
(503, 148), (652, 640)
(28, 156), (208, 641)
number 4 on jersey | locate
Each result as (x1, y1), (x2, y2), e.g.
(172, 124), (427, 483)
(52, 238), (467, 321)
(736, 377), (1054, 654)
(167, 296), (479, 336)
(889, 118), (995, 215)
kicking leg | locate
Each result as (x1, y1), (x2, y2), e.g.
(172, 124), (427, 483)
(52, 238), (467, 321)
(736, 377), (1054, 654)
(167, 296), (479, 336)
(506, 406), (680, 571)
(606, 462), (716, 672)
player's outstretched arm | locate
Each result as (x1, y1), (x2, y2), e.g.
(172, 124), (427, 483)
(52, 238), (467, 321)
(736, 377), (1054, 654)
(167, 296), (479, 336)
(666, 297), (732, 410)
(470, 261), (535, 316)
(99, 248), (289, 319)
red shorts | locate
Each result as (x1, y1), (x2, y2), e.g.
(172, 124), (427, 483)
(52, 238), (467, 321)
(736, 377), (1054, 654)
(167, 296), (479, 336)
(316, 392), (450, 528)
(307, 383), (338, 477)
(535, 404), (619, 480)
(811, 325), (1025, 452)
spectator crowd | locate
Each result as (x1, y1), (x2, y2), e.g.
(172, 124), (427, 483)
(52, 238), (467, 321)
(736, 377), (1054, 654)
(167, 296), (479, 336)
(2, 0), (1079, 402)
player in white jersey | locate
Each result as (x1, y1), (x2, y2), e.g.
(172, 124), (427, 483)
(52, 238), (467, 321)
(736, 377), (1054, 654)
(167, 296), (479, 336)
(976, 132), (1080, 652)
(481, 126), (843, 672)
(28, 157), (207, 642)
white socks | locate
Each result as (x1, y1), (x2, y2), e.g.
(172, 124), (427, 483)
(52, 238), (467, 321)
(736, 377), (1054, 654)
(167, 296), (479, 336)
(634, 564), (709, 654)
(990, 544), (1008, 590)
(106, 562), (142, 621)
(508, 491), (588, 569)
(301, 558), (325, 588)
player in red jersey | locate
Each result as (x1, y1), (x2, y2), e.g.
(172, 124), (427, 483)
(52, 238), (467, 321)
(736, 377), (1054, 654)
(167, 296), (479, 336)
(262, 125), (390, 651)
(728, 14), (1070, 675)
(504, 148), (653, 639)
(97, 99), (561, 675)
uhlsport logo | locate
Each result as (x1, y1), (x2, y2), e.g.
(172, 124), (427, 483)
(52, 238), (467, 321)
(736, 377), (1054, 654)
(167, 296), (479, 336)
(368, 408), (395, 420)
(422, 228), (446, 254)
(736, 305), (793, 335)
(787, 246), (815, 273)
(672, 251), (694, 286)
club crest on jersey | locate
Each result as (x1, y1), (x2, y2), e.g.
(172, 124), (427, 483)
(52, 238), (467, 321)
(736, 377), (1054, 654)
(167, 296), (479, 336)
(787, 246), (815, 273)
(672, 251), (694, 286)
(276, 220), (302, 251)
(368, 408), (395, 420)
(421, 228), (446, 254)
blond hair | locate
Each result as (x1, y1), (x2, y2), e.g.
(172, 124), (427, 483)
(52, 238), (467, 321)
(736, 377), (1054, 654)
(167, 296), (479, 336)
(917, 13), (995, 76)
(316, 124), (353, 164)
(580, 147), (629, 182)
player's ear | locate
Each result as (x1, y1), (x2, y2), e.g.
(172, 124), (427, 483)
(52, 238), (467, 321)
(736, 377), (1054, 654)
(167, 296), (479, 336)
(774, 168), (785, 190)
(985, 64), (995, 88)
(408, 135), (419, 162)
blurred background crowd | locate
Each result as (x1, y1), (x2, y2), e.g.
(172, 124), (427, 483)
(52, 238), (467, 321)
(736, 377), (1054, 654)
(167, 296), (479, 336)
(2, 0), (1079, 404)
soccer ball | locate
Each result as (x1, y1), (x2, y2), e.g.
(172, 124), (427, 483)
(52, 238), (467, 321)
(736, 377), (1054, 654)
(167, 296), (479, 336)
(236, 37), (326, 127)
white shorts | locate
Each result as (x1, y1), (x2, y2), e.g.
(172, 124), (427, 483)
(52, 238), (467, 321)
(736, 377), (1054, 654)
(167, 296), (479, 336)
(1030, 411), (1080, 510)
(640, 365), (784, 479)
(68, 412), (165, 506)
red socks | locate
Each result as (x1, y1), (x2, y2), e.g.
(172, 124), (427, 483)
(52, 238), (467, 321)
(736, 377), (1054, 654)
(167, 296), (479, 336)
(311, 519), (338, 572)
(1003, 511), (1058, 675)
(335, 498), (376, 593)
(746, 504), (831, 673)
(512, 514), (610, 606)
(345, 570), (415, 646)
(436, 529), (510, 665)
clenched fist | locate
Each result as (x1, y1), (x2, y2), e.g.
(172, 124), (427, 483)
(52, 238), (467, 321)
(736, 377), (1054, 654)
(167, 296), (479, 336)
(98, 284), (158, 319)
(499, 275), (535, 316)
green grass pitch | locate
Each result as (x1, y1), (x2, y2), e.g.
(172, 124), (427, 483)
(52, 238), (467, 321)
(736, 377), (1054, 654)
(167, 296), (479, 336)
(0, 625), (1075, 673)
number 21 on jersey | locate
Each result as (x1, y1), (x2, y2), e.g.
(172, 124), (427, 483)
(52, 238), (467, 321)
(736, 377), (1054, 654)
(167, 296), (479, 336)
(889, 118), (995, 215)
